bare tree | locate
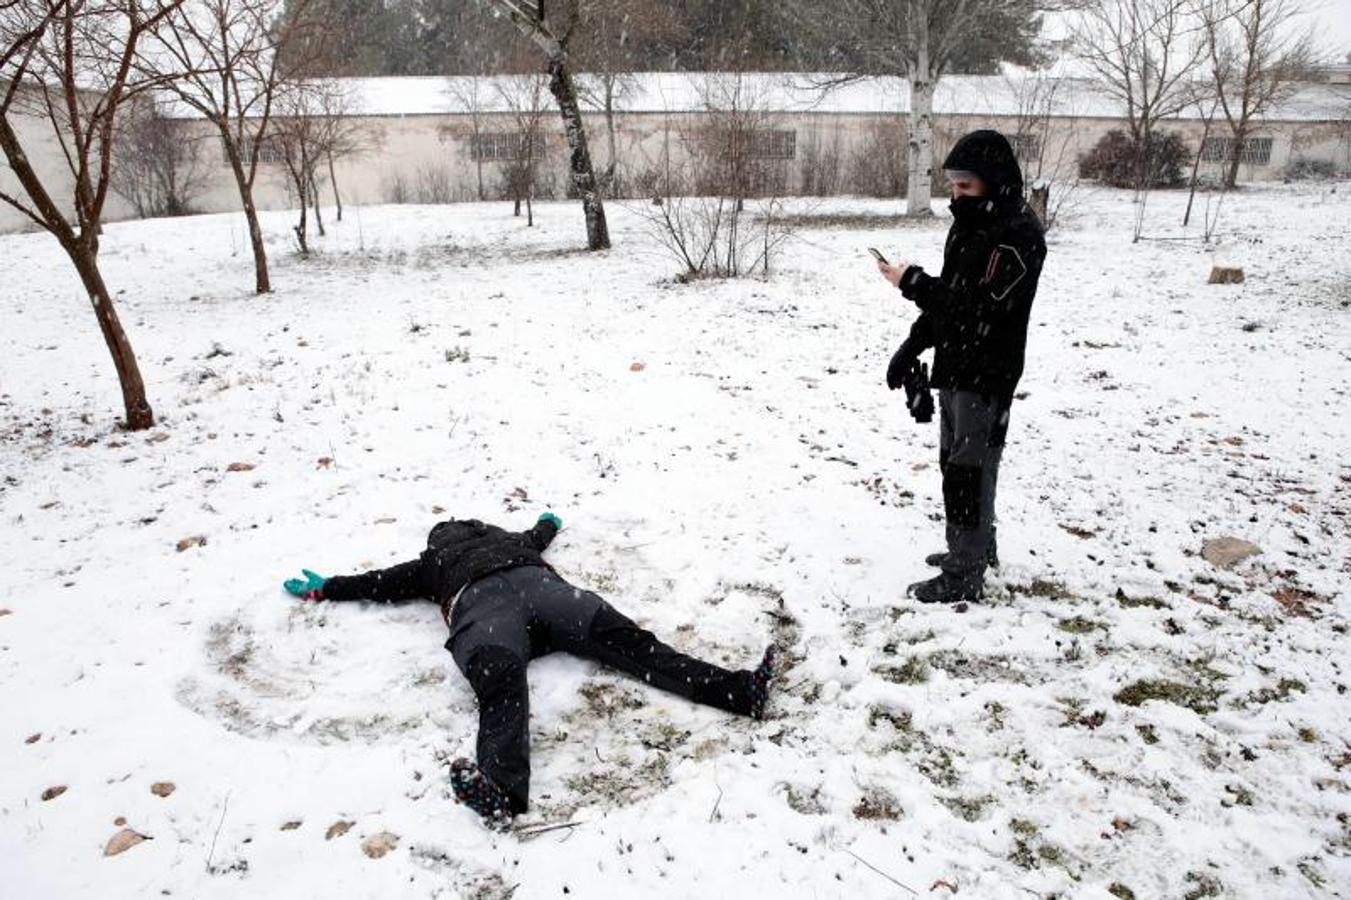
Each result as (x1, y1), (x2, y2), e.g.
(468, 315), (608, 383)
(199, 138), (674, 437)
(1, 0), (183, 430)
(483, 0), (610, 250)
(111, 95), (208, 217)
(570, 0), (687, 198)
(495, 73), (551, 225)
(632, 73), (796, 280)
(1003, 69), (1088, 228)
(1073, 0), (1205, 181)
(1199, 0), (1317, 188)
(271, 81), (348, 254)
(142, 0), (323, 293)
(312, 81), (372, 221)
(790, 0), (1044, 217)
(444, 75), (490, 201)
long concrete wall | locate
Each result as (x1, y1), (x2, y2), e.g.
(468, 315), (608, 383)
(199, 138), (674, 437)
(6, 103), (1349, 233)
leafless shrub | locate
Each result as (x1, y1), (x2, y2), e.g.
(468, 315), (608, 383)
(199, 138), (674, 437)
(843, 118), (907, 198)
(111, 101), (208, 218)
(381, 171), (411, 204)
(630, 75), (797, 279)
(797, 127), (844, 197)
(415, 163), (455, 204)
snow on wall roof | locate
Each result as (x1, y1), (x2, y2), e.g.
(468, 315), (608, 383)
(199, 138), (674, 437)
(159, 71), (1351, 123)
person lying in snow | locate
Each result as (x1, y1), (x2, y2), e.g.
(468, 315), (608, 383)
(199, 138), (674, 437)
(283, 512), (777, 830)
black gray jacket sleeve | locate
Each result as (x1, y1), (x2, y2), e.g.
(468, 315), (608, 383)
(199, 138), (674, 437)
(901, 312), (936, 356)
(322, 558), (430, 602)
(898, 223), (1043, 329)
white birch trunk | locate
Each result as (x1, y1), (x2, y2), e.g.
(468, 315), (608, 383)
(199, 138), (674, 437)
(906, 30), (936, 218)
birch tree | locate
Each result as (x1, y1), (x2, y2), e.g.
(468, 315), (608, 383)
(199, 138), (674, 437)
(1, 0), (184, 430)
(482, 0), (609, 250)
(790, 0), (1044, 217)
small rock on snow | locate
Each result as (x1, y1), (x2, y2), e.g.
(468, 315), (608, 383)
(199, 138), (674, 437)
(103, 828), (149, 857)
(1200, 537), (1261, 570)
(175, 535), (207, 552)
(361, 832), (400, 859)
(325, 820), (354, 840)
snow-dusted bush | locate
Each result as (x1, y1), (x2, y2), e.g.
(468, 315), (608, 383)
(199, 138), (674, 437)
(1079, 129), (1190, 188)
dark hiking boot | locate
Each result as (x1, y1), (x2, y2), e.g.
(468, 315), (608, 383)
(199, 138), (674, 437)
(924, 547), (1000, 569)
(449, 758), (514, 831)
(908, 573), (983, 604)
(748, 645), (778, 720)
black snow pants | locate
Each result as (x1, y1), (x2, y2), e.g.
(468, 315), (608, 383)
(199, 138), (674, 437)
(938, 389), (1012, 587)
(445, 565), (756, 813)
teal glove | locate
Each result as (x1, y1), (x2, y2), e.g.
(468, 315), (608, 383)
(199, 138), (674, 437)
(538, 512), (562, 530)
(283, 568), (327, 599)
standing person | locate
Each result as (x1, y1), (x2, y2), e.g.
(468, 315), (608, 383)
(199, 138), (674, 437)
(876, 130), (1047, 604)
(282, 513), (777, 829)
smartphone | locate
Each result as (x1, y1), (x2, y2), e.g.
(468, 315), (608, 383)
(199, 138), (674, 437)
(868, 247), (889, 264)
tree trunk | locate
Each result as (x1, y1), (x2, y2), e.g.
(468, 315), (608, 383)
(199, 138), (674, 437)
(1183, 111), (1215, 227)
(547, 58), (610, 250)
(906, 69), (936, 217)
(0, 117), (154, 430)
(294, 170), (310, 255)
(1224, 126), (1246, 189)
(223, 139), (272, 294)
(70, 241), (154, 430)
(327, 150), (343, 222)
(602, 77), (619, 197)
(310, 170), (325, 237)
(475, 127), (485, 201)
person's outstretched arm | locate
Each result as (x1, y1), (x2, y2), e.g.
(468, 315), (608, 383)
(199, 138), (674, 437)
(285, 558), (430, 603)
(521, 512), (562, 552)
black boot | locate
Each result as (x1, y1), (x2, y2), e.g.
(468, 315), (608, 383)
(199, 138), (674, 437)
(748, 645), (778, 720)
(924, 546), (1000, 570)
(449, 758), (514, 831)
(908, 572), (982, 604)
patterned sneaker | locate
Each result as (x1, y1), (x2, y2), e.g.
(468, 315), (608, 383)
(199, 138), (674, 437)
(449, 758), (514, 831)
(748, 645), (778, 720)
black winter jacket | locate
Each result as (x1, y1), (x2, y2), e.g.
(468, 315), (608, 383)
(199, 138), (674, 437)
(897, 130), (1047, 398)
(320, 517), (560, 617)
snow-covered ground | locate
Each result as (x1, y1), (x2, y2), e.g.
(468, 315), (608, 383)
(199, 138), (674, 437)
(1, 182), (1348, 899)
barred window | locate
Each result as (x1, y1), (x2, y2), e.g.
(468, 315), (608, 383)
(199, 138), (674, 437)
(1201, 136), (1273, 165)
(751, 130), (796, 159)
(1009, 133), (1041, 162)
(471, 132), (541, 161)
(225, 135), (284, 164)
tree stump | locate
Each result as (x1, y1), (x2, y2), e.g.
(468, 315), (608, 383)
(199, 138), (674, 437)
(1030, 181), (1049, 225)
(1208, 266), (1244, 284)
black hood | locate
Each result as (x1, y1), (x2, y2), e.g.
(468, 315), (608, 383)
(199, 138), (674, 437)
(942, 130), (1024, 200)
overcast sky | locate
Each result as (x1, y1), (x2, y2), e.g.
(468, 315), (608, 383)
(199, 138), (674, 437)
(1314, 0), (1351, 61)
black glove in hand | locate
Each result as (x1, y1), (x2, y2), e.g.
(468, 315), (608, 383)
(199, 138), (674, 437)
(886, 341), (917, 391)
(904, 361), (935, 423)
